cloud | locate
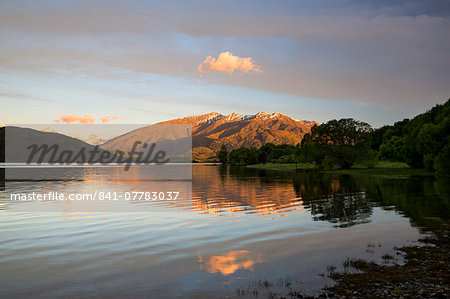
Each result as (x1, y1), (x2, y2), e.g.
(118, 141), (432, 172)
(57, 114), (95, 124)
(101, 115), (119, 123)
(198, 51), (262, 74)
(198, 250), (262, 276)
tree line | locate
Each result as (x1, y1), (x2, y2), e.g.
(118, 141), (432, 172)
(374, 99), (449, 175)
(217, 99), (449, 175)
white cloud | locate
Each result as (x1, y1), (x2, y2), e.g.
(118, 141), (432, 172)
(198, 52), (261, 74)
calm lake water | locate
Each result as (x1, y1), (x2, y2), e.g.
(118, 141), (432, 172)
(0, 165), (449, 298)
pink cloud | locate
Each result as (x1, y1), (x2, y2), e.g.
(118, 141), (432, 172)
(58, 114), (95, 124)
(198, 51), (262, 74)
(101, 115), (119, 123)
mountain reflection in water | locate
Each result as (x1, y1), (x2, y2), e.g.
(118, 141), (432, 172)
(192, 166), (448, 231)
(192, 166), (373, 228)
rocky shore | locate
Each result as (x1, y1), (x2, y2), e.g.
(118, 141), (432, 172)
(295, 227), (449, 298)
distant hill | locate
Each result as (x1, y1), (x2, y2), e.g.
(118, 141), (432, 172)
(101, 124), (192, 162)
(0, 125), (192, 164)
(5, 126), (100, 163)
(41, 128), (107, 145)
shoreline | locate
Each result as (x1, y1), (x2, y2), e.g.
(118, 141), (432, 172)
(317, 225), (449, 298)
(261, 224), (449, 298)
(244, 162), (434, 177)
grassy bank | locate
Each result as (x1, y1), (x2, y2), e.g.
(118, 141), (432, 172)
(246, 162), (315, 171)
(246, 161), (434, 176)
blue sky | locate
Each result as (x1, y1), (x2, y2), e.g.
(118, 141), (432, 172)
(1, 0), (449, 127)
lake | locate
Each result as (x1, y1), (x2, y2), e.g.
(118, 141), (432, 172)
(0, 165), (448, 298)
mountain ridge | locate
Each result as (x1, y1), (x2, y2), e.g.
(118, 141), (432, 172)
(158, 111), (316, 127)
(156, 111), (318, 160)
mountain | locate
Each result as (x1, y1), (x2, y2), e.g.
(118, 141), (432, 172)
(41, 128), (107, 145)
(3, 126), (190, 167)
(5, 126), (101, 163)
(4, 112), (317, 163)
(101, 112), (317, 161)
(41, 127), (58, 133)
(101, 124), (192, 162)
(158, 112), (223, 126)
(159, 112), (317, 152)
(83, 134), (107, 145)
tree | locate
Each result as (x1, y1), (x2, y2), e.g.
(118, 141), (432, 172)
(299, 142), (329, 168)
(370, 125), (390, 151)
(434, 145), (450, 176)
(229, 147), (252, 165)
(217, 144), (228, 164)
(293, 147), (302, 169)
(258, 149), (268, 164)
(378, 136), (406, 161)
(300, 118), (373, 169)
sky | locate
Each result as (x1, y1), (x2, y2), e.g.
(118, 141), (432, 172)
(1, 0), (449, 127)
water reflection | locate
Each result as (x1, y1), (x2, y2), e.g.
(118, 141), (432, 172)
(0, 165), (448, 298)
(292, 174), (372, 227)
(361, 175), (450, 232)
(192, 166), (449, 231)
(199, 250), (262, 275)
(192, 166), (304, 217)
(2, 165), (192, 212)
(2, 165), (449, 231)
(192, 167), (373, 227)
